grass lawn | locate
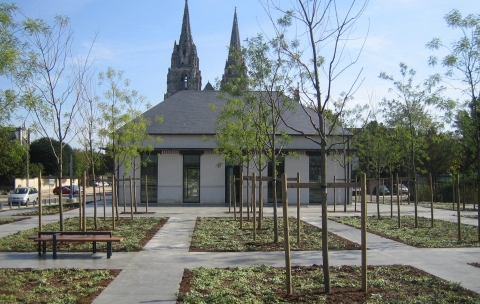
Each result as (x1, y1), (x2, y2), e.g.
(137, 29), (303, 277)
(177, 264), (480, 303)
(190, 217), (360, 252)
(0, 216), (168, 252)
(0, 268), (120, 303)
(330, 215), (480, 247)
(13, 202), (80, 216)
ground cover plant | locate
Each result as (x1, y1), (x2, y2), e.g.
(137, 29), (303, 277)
(0, 268), (120, 303)
(190, 217), (360, 251)
(176, 264), (480, 303)
(0, 217), (30, 225)
(330, 215), (480, 247)
(419, 202), (478, 212)
(13, 202), (80, 216)
(0, 216), (168, 252)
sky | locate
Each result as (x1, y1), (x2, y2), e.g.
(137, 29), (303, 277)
(7, 0), (478, 133)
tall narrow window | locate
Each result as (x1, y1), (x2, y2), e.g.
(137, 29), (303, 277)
(309, 155), (322, 203)
(141, 154), (158, 204)
(182, 74), (188, 89)
(183, 155), (200, 203)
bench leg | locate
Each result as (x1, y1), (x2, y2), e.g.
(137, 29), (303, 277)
(107, 242), (112, 259)
(53, 234), (57, 259)
(92, 241), (97, 253)
(42, 241), (46, 255)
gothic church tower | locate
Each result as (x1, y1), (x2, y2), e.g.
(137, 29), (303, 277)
(221, 8), (245, 87)
(164, 0), (202, 99)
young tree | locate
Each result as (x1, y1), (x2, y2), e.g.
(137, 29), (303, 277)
(245, 34), (294, 241)
(75, 66), (104, 228)
(98, 67), (159, 212)
(0, 4), (40, 125)
(262, 0), (369, 292)
(21, 16), (93, 231)
(216, 33), (294, 241)
(379, 62), (455, 226)
(427, 9), (480, 239)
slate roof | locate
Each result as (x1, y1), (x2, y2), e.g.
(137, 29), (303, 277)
(142, 90), (348, 136)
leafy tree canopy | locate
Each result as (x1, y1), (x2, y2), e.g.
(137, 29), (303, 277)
(30, 137), (77, 176)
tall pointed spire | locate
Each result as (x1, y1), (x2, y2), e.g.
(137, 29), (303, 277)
(164, 0), (202, 99)
(229, 8), (241, 55)
(179, 0), (192, 45)
(221, 8), (245, 88)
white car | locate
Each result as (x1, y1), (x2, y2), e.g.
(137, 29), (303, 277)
(95, 181), (110, 187)
(8, 187), (39, 206)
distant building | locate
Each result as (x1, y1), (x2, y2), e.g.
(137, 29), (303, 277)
(119, 1), (354, 205)
(11, 126), (29, 145)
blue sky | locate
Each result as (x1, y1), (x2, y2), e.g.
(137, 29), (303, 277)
(10, 0), (478, 128)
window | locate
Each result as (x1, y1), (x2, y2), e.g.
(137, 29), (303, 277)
(309, 155), (322, 203)
(141, 154), (158, 204)
(182, 74), (188, 89)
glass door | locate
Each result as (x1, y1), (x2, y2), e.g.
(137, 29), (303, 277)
(183, 155), (200, 203)
(141, 154), (158, 204)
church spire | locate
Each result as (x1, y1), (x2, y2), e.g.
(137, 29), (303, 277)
(164, 0), (202, 99)
(229, 8), (241, 55)
(221, 8), (245, 88)
(179, 0), (192, 45)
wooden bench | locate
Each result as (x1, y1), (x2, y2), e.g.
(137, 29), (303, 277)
(30, 231), (124, 259)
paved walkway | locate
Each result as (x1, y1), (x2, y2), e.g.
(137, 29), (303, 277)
(0, 202), (478, 303)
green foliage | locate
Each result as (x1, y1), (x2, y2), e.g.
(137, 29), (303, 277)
(0, 127), (27, 182)
(419, 129), (461, 178)
(30, 137), (76, 176)
(330, 215), (479, 248)
(190, 217), (359, 251)
(426, 9), (479, 104)
(379, 63), (456, 179)
(98, 67), (159, 174)
(178, 264), (480, 303)
(215, 33), (294, 172)
(354, 121), (402, 178)
(0, 268), (118, 304)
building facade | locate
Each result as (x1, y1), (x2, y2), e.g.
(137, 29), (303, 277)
(119, 1), (354, 206)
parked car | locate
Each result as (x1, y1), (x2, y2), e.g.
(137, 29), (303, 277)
(68, 185), (82, 194)
(53, 185), (82, 195)
(8, 187), (39, 206)
(53, 186), (70, 195)
(372, 185), (390, 195)
(393, 184), (409, 195)
(94, 181), (110, 187)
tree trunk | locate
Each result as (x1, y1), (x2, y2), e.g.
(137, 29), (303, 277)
(320, 117), (330, 293)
